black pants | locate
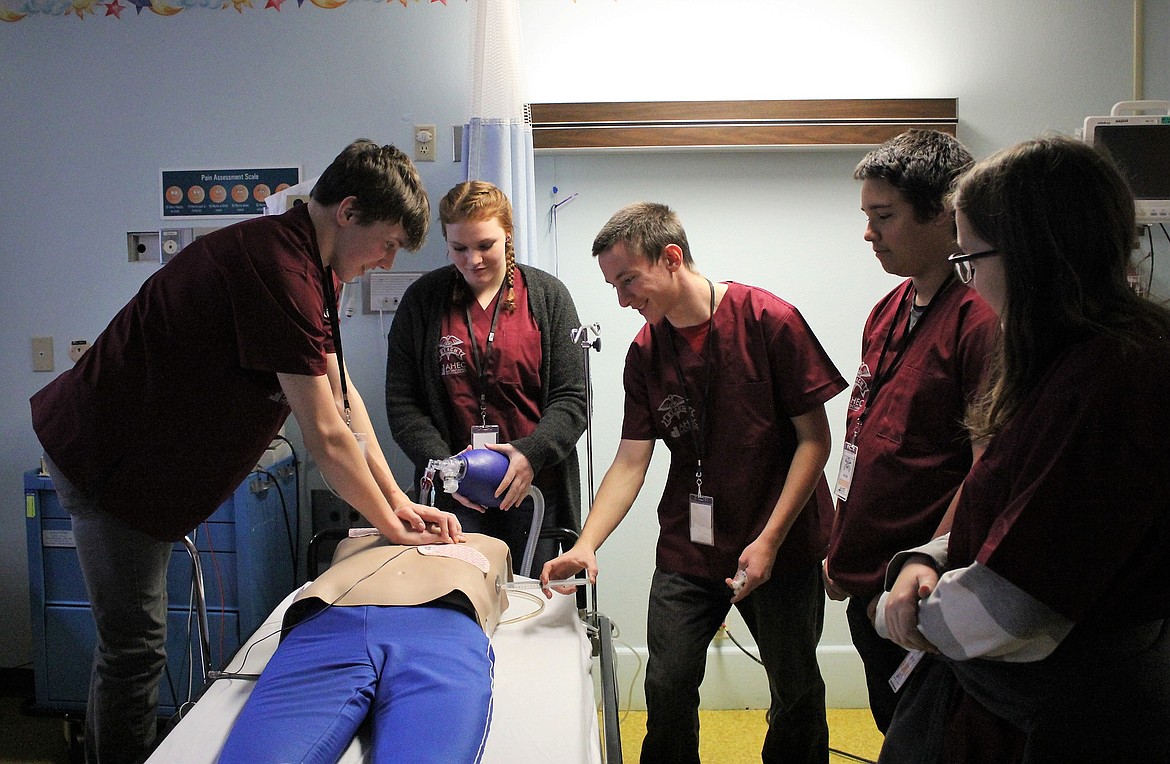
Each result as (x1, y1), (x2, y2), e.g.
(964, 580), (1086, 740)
(641, 566), (829, 764)
(846, 594), (908, 733)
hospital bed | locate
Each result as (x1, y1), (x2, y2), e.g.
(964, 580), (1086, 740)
(146, 528), (623, 763)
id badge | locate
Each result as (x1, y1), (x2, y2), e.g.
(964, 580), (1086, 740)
(689, 493), (715, 547)
(471, 424), (500, 449)
(835, 441), (858, 502)
(888, 649), (925, 693)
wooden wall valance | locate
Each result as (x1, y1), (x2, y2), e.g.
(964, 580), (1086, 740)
(529, 98), (957, 151)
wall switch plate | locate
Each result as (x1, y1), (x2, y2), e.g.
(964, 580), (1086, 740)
(413, 124), (436, 162)
(31, 336), (53, 372)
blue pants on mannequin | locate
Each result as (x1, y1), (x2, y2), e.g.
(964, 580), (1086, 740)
(219, 604), (494, 764)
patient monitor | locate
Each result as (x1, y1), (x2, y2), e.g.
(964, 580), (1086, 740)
(1083, 100), (1170, 223)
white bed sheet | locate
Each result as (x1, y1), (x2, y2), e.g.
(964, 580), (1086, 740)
(147, 580), (602, 763)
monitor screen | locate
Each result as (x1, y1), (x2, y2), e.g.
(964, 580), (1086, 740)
(1094, 123), (1170, 201)
(1083, 114), (1170, 222)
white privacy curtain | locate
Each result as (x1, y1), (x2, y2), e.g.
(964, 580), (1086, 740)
(463, 0), (538, 267)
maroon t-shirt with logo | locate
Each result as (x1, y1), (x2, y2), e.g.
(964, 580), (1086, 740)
(31, 204), (332, 540)
(621, 282), (846, 581)
(439, 270), (543, 448)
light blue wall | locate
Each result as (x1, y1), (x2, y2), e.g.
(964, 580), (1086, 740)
(0, 0), (476, 665)
(2, 0), (1166, 710)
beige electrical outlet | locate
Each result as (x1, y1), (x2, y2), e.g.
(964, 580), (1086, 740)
(414, 124), (436, 162)
(31, 336), (53, 372)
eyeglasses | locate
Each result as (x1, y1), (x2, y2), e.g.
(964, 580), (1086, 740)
(947, 249), (998, 284)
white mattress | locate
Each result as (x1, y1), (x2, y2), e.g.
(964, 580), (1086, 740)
(147, 581), (602, 763)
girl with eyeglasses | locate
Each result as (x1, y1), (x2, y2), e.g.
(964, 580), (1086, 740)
(876, 135), (1170, 761)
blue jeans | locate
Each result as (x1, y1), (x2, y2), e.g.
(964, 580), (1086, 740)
(219, 605), (494, 763)
(45, 456), (173, 764)
(641, 565), (829, 764)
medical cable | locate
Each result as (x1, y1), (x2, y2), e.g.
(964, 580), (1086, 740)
(270, 434), (302, 578)
(208, 547), (414, 681)
(610, 634), (643, 726)
(256, 467), (297, 582)
(719, 622), (763, 666)
(496, 589), (546, 626)
(502, 578), (588, 591)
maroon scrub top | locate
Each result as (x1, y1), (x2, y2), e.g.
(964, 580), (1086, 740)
(622, 282), (846, 581)
(31, 204), (332, 540)
(440, 270), (543, 449)
(826, 278), (997, 598)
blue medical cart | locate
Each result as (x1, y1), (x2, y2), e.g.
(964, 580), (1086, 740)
(24, 450), (299, 720)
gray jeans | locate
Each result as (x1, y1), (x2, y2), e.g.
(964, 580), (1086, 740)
(641, 564), (829, 764)
(45, 456), (172, 764)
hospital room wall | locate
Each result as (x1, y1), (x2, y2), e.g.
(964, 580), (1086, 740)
(0, 0), (1165, 712)
(519, 0), (1170, 709)
(0, 2), (476, 674)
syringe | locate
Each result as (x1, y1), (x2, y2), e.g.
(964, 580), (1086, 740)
(503, 579), (588, 591)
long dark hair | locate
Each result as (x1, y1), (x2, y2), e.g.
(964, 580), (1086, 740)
(953, 135), (1170, 438)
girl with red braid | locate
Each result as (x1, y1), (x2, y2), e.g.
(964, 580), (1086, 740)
(387, 181), (587, 575)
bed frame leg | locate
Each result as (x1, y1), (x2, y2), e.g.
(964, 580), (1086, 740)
(594, 613), (623, 763)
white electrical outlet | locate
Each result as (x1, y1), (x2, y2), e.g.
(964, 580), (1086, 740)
(366, 271), (423, 314)
(413, 124), (436, 162)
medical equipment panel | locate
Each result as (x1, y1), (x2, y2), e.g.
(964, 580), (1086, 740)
(1083, 100), (1170, 223)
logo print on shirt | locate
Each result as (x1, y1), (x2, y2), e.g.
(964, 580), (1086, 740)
(439, 335), (467, 376)
(658, 394), (696, 439)
(849, 362), (872, 412)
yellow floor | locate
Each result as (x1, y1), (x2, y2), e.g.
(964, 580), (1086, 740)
(612, 708), (883, 763)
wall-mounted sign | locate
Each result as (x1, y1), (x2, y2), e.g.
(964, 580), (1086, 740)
(161, 166), (301, 219)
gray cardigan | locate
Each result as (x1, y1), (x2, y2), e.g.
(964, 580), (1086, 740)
(385, 263), (587, 530)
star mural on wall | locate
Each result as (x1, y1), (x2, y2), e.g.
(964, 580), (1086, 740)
(66, 0), (96, 19)
(0, 0), (473, 21)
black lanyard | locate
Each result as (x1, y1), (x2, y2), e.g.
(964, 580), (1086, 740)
(464, 291), (504, 426)
(321, 267), (351, 428)
(666, 279), (717, 493)
(852, 275), (954, 439)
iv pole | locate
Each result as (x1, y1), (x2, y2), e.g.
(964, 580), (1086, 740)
(570, 323), (602, 515)
(571, 322), (622, 764)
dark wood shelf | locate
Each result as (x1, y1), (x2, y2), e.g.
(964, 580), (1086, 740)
(530, 98), (957, 150)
